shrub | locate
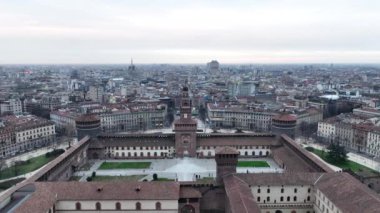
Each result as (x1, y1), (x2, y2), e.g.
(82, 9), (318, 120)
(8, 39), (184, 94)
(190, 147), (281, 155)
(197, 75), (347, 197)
(152, 173), (158, 181)
(305, 147), (314, 152)
(45, 149), (65, 158)
(86, 176), (92, 182)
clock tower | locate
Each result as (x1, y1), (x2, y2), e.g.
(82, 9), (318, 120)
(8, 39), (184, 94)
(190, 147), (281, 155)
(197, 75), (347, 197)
(174, 86), (197, 158)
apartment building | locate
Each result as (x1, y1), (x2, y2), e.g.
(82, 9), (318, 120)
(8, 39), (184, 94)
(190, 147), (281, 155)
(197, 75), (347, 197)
(0, 115), (56, 158)
(0, 98), (23, 115)
(207, 102), (275, 132)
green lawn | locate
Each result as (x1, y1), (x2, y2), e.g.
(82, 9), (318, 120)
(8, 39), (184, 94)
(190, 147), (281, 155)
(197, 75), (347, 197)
(98, 162), (151, 170)
(309, 148), (376, 173)
(155, 178), (174, 181)
(0, 178), (25, 190)
(92, 175), (145, 181)
(237, 161), (270, 168)
(0, 154), (58, 180)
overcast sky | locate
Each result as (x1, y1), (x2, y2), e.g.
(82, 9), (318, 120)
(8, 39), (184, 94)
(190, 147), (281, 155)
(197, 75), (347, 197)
(1, 0), (380, 64)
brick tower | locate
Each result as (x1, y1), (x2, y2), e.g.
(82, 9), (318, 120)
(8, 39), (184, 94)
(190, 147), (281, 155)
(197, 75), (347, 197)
(174, 86), (197, 158)
(215, 146), (239, 185)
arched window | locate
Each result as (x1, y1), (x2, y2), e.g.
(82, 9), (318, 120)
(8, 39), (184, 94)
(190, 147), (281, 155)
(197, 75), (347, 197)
(75, 202), (81, 210)
(293, 196), (297, 202)
(115, 202), (121, 210)
(154, 152), (157, 157)
(281, 188), (284, 193)
(308, 188), (311, 193)
(257, 196), (261, 202)
(280, 196), (284, 201)
(267, 188), (270, 193)
(257, 188), (261, 193)
(267, 196), (270, 202)
(245, 151), (248, 156)
(307, 196), (310, 201)
(155, 202), (161, 210)
(96, 202), (101, 210)
(266, 151), (269, 156)
(140, 152), (144, 157)
(294, 188), (297, 193)
(259, 151), (262, 156)
(136, 202), (141, 210)
(287, 196), (290, 202)
(275, 211), (283, 213)
(147, 152), (151, 157)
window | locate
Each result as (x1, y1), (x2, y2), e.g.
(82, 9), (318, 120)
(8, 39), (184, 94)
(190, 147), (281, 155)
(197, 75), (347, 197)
(136, 202), (141, 210)
(156, 202), (161, 210)
(307, 196), (310, 201)
(257, 188), (261, 193)
(281, 188), (284, 193)
(280, 196), (284, 201)
(293, 196), (297, 202)
(115, 202), (121, 210)
(267, 196), (270, 202)
(294, 188), (297, 193)
(308, 188), (311, 193)
(96, 202), (101, 210)
(267, 188), (270, 193)
(257, 197), (261, 202)
(287, 196), (290, 202)
(75, 202), (81, 210)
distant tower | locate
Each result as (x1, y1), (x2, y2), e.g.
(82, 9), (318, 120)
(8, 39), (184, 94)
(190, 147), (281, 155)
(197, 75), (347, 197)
(272, 113), (297, 139)
(207, 60), (220, 74)
(75, 114), (101, 140)
(215, 146), (239, 185)
(174, 86), (197, 158)
(128, 58), (136, 72)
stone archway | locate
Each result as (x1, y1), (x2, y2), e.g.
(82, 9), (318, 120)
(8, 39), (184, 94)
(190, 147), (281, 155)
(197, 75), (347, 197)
(181, 205), (195, 213)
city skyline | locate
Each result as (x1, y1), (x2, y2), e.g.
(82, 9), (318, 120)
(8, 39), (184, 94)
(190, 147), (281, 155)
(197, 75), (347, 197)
(1, 0), (380, 64)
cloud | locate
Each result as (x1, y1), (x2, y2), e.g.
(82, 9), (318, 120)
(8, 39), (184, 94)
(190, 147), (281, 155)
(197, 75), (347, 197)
(0, 0), (379, 63)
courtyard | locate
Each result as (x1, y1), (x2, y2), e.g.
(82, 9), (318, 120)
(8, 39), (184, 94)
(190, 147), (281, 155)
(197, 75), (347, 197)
(73, 157), (282, 182)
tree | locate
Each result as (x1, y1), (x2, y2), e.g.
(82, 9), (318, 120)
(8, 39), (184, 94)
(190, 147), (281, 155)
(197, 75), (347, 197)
(327, 143), (347, 164)
(152, 173), (158, 181)
(63, 124), (76, 148)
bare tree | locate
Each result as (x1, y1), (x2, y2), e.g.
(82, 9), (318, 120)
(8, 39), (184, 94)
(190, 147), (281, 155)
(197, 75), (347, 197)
(64, 124), (76, 148)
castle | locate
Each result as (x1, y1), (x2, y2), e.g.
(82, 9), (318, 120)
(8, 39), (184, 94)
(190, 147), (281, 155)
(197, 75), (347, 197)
(1, 87), (380, 213)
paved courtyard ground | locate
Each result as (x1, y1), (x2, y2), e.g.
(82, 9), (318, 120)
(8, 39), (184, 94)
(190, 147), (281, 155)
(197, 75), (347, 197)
(74, 157), (283, 182)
